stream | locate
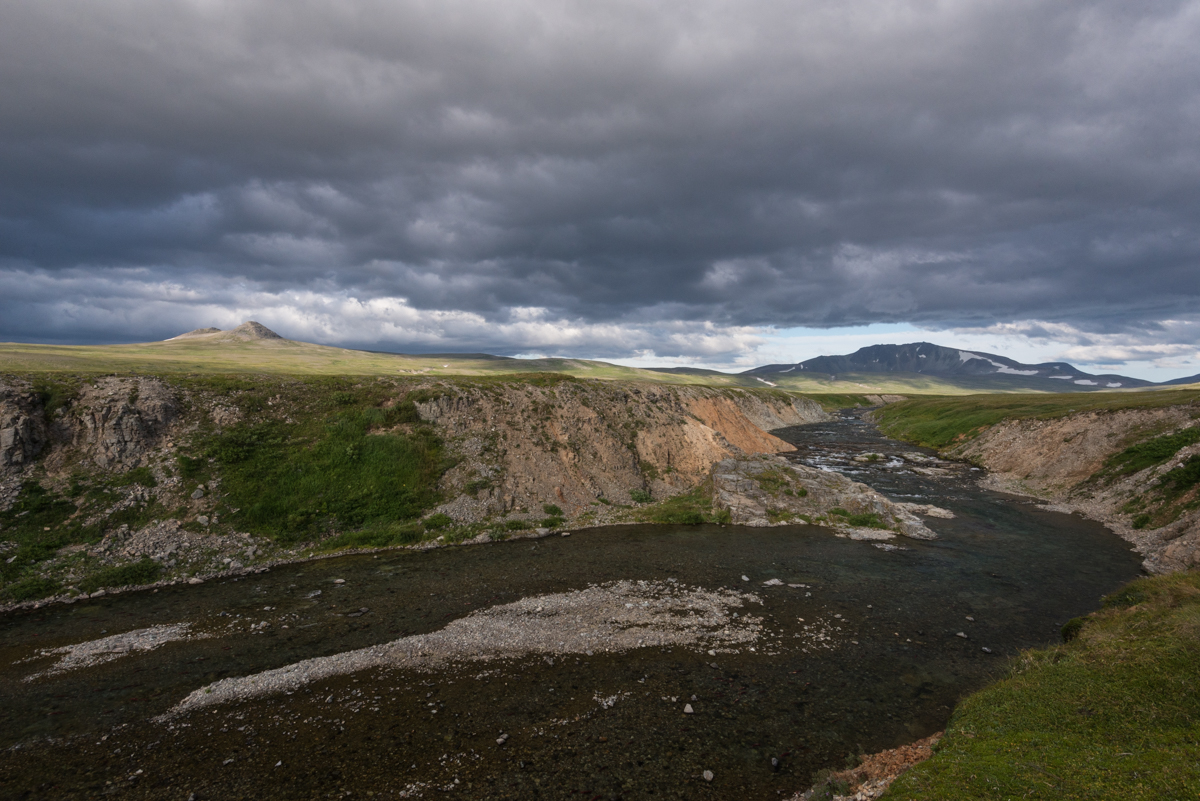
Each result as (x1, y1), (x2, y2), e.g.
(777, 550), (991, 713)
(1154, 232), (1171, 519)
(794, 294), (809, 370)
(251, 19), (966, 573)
(0, 412), (1143, 799)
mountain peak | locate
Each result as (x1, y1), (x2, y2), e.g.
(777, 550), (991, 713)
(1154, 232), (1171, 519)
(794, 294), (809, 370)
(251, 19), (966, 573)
(166, 321), (283, 342)
(743, 342), (1150, 389)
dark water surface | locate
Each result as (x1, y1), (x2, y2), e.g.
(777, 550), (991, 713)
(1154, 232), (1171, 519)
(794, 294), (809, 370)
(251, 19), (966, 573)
(0, 413), (1142, 799)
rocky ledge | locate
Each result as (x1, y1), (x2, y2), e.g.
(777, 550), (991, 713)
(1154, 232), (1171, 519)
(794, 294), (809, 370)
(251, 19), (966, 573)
(712, 456), (944, 540)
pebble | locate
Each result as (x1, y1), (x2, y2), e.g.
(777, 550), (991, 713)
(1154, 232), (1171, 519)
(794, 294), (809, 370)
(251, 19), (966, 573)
(496, 733), (509, 745)
(966, 616), (975, 621)
(683, 704), (694, 714)
(167, 580), (765, 717)
(191, 488), (205, 500)
(982, 647), (993, 653)
(741, 575), (750, 582)
(702, 770), (714, 782)
(333, 579), (346, 584)
(956, 632), (968, 639)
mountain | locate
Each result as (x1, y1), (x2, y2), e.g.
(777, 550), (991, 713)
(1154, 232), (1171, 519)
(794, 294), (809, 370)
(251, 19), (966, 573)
(742, 342), (1154, 391)
(1160, 373), (1200, 386)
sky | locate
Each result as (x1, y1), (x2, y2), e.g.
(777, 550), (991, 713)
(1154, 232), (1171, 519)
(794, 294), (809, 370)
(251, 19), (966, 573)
(1, 0), (1198, 380)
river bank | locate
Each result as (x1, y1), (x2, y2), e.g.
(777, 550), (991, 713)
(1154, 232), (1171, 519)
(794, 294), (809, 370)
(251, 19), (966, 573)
(872, 392), (1200, 575)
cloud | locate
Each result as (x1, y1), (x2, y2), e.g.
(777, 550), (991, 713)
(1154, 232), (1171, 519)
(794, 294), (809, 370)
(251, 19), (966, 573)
(943, 319), (1200, 371)
(0, 0), (1198, 359)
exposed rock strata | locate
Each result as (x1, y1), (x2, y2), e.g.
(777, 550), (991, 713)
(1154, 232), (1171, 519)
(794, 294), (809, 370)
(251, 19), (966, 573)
(711, 456), (939, 539)
(1, 376), (179, 474)
(415, 383), (829, 521)
(945, 407), (1200, 574)
(0, 382), (45, 468)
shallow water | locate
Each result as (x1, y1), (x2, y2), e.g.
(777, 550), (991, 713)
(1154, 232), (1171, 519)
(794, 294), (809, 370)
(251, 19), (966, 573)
(0, 413), (1142, 799)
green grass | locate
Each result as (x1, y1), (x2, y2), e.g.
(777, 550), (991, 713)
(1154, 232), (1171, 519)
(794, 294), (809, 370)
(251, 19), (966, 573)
(204, 404), (452, 543)
(79, 558), (162, 593)
(0, 576), (62, 602)
(317, 522), (427, 551)
(0, 482), (92, 585)
(802, 393), (892, 411)
(635, 483), (730, 525)
(1162, 455), (1200, 500)
(828, 508), (886, 528)
(1102, 425), (1200, 477)
(884, 571), (1200, 800)
(111, 466), (158, 488)
(0, 473), (178, 597)
(875, 390), (1200, 450)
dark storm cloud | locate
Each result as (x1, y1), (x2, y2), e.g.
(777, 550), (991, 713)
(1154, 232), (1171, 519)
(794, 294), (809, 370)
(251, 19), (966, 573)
(1, 0), (1198, 354)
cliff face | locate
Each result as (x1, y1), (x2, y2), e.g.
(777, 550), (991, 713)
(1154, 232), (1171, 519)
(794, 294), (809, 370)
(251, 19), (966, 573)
(2, 377), (179, 474)
(413, 382), (829, 521)
(947, 407), (1200, 574)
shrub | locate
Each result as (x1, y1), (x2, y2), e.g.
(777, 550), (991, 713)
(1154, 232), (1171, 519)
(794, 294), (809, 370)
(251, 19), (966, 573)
(80, 558), (161, 593)
(542, 503), (563, 516)
(113, 466), (158, 488)
(630, 489), (652, 504)
(1, 576), (61, 602)
(386, 400), (421, 425)
(423, 513), (454, 531)
(653, 509), (705, 525)
(829, 508), (886, 528)
(320, 523), (425, 551)
(177, 454), (205, 479)
(1104, 426), (1200, 477)
(1061, 616), (1086, 642)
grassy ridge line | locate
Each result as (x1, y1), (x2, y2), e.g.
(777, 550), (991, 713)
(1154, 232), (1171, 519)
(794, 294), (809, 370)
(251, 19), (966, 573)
(0, 339), (721, 383)
(874, 389), (1200, 450)
(883, 571), (1200, 800)
(0, 338), (1086, 394)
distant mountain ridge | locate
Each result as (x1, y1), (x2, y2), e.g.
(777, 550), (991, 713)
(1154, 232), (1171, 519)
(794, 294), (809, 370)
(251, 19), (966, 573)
(741, 342), (1154, 389)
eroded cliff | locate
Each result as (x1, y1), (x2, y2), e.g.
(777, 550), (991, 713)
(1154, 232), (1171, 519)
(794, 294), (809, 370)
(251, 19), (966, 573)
(946, 405), (1200, 573)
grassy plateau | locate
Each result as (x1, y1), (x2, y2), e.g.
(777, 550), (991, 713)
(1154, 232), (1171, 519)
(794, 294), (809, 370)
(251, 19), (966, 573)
(874, 389), (1200, 450)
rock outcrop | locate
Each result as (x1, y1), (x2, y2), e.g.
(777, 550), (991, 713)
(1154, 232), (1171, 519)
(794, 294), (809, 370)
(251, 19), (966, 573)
(711, 456), (938, 539)
(54, 377), (179, 471)
(166, 321), (282, 342)
(0, 383), (46, 468)
(1, 376), (180, 475)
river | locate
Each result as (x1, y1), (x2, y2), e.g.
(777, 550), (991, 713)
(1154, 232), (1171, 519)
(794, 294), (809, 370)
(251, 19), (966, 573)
(0, 412), (1142, 799)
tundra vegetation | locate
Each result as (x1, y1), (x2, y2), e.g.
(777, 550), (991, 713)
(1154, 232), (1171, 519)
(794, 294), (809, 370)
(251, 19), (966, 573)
(873, 389), (1200, 450)
(884, 571), (1200, 799)
(868, 389), (1200, 799)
